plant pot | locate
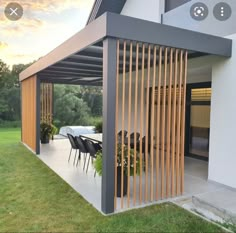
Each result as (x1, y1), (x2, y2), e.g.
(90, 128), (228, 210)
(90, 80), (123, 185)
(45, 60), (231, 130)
(117, 166), (127, 197)
(41, 135), (50, 144)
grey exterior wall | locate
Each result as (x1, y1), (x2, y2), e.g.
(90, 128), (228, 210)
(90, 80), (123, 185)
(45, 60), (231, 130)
(163, 0), (236, 37)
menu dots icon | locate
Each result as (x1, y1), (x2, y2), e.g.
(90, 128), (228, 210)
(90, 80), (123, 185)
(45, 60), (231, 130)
(221, 7), (224, 17)
(213, 2), (232, 21)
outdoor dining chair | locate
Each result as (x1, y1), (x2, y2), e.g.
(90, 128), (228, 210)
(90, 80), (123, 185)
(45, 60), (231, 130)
(130, 132), (140, 141)
(67, 134), (78, 165)
(75, 136), (89, 169)
(84, 139), (101, 177)
(118, 130), (128, 142)
(124, 132), (140, 147)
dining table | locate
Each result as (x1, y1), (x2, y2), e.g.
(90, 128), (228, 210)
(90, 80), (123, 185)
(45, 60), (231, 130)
(80, 133), (103, 144)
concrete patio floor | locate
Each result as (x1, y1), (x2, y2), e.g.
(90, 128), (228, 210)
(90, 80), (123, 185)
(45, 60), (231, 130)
(39, 138), (227, 213)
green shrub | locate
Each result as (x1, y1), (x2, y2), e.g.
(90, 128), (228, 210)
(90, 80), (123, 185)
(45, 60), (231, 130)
(94, 150), (103, 176)
(94, 120), (102, 133)
(0, 120), (21, 128)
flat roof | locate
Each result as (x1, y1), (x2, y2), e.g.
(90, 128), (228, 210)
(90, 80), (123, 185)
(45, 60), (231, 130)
(20, 12), (232, 86)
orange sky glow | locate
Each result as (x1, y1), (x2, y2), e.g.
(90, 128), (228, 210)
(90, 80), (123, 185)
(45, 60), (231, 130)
(0, 0), (94, 68)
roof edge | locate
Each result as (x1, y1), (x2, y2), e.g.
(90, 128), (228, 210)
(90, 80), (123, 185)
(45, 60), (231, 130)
(20, 13), (108, 82)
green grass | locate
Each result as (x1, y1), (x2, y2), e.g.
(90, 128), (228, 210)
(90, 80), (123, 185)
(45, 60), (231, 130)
(0, 128), (21, 145)
(0, 128), (225, 232)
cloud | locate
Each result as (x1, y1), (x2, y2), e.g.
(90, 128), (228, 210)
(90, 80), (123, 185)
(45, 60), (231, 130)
(0, 0), (94, 67)
(0, 17), (45, 37)
(0, 42), (9, 50)
(0, 0), (94, 13)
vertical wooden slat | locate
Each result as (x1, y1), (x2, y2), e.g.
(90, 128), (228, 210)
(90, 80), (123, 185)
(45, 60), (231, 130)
(21, 76), (37, 152)
(121, 40), (127, 209)
(145, 44), (151, 202)
(127, 42), (133, 207)
(161, 48), (168, 199)
(133, 43), (139, 206)
(150, 45), (157, 202)
(155, 46), (162, 200)
(180, 51), (188, 194)
(44, 84), (46, 122)
(139, 43), (145, 204)
(45, 84), (46, 122)
(166, 48), (173, 198)
(171, 49), (178, 197)
(47, 84), (49, 122)
(50, 84), (53, 123)
(41, 84), (43, 122)
(176, 50), (183, 196)
(47, 84), (49, 123)
(49, 84), (52, 123)
(114, 40), (120, 210)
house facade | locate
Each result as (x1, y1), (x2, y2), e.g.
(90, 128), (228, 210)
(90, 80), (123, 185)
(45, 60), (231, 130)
(19, 0), (235, 214)
(115, 0), (236, 190)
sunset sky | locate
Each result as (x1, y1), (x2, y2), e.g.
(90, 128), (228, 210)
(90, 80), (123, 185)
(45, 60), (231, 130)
(0, 0), (95, 68)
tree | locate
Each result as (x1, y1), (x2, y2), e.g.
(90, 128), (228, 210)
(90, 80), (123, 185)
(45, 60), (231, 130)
(53, 85), (91, 128)
(80, 86), (103, 116)
(0, 60), (31, 122)
(0, 60), (10, 88)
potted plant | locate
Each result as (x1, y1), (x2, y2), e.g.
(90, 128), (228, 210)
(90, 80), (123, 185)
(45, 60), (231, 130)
(40, 122), (57, 144)
(94, 144), (140, 197)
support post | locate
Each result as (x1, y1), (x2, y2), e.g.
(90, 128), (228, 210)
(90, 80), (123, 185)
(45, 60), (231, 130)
(36, 77), (41, 155)
(102, 38), (117, 214)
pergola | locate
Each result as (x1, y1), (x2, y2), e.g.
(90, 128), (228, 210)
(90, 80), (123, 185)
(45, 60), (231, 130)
(20, 12), (232, 214)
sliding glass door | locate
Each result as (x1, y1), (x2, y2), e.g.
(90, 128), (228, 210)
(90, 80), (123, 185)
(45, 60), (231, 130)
(185, 83), (211, 160)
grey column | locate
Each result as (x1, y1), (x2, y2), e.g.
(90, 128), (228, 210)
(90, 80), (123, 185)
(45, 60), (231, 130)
(102, 38), (117, 214)
(36, 77), (41, 155)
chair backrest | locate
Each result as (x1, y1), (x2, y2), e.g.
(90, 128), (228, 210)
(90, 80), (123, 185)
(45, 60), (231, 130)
(67, 134), (77, 149)
(75, 136), (88, 153)
(118, 130), (128, 138)
(130, 132), (140, 141)
(84, 140), (97, 158)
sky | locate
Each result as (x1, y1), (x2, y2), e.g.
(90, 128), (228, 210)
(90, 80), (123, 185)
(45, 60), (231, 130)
(0, 0), (95, 68)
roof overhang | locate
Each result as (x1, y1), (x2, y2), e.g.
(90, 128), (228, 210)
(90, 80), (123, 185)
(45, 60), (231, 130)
(20, 12), (232, 85)
(87, 0), (127, 25)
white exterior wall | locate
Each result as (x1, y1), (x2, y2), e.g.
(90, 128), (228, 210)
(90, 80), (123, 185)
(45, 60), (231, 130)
(208, 33), (236, 189)
(121, 0), (165, 23)
(117, 55), (213, 137)
(117, 71), (147, 136)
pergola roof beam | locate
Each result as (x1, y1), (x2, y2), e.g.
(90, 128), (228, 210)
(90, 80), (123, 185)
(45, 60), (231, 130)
(40, 70), (102, 77)
(46, 66), (103, 74)
(20, 12), (232, 82)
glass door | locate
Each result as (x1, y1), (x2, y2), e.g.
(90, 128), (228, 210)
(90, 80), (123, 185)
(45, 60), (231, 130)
(186, 84), (211, 160)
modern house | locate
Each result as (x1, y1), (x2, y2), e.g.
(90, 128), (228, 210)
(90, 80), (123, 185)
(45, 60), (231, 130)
(19, 0), (236, 214)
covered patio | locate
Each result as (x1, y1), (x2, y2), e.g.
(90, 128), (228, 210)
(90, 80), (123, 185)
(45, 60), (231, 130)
(39, 138), (223, 213)
(20, 12), (232, 214)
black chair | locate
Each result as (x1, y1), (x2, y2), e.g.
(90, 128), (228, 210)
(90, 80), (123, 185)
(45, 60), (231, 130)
(75, 136), (89, 169)
(124, 132), (140, 147)
(118, 130), (128, 142)
(137, 136), (151, 158)
(67, 134), (78, 165)
(130, 132), (140, 141)
(84, 139), (101, 176)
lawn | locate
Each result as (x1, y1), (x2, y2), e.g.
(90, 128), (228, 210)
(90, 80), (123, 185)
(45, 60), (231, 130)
(0, 128), (224, 232)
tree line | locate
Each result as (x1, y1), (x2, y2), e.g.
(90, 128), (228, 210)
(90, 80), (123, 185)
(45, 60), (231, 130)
(0, 59), (102, 128)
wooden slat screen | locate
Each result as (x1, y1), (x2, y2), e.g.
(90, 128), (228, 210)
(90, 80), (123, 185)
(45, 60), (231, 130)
(21, 76), (37, 152)
(115, 40), (188, 210)
(41, 83), (53, 124)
